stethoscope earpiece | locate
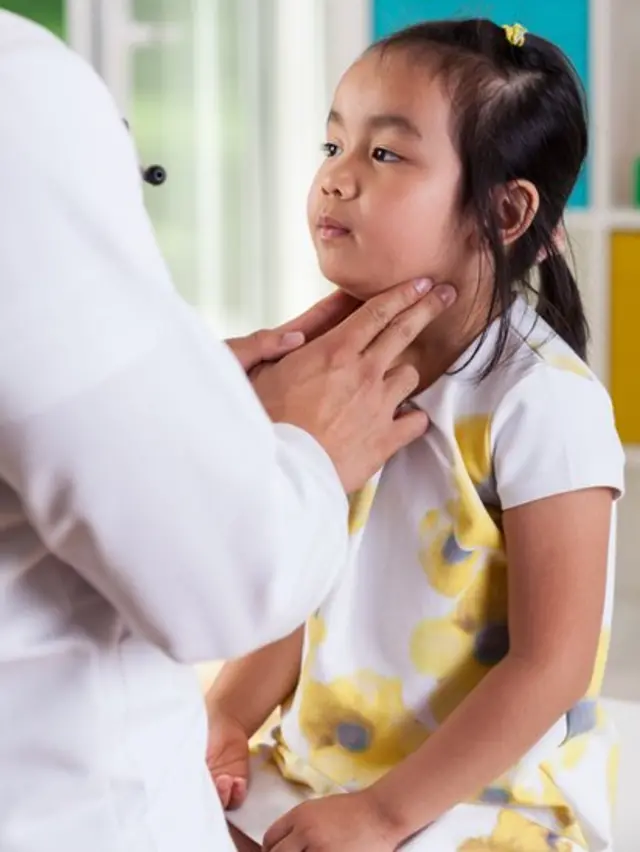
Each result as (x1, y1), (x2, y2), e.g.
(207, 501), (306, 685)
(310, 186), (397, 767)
(142, 165), (167, 186)
(123, 118), (167, 188)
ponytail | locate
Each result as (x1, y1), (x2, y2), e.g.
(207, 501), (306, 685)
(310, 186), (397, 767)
(537, 253), (589, 361)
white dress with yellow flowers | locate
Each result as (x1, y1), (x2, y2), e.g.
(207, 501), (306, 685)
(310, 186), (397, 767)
(228, 297), (625, 851)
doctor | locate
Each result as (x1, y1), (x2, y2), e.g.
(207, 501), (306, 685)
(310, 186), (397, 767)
(0, 11), (454, 852)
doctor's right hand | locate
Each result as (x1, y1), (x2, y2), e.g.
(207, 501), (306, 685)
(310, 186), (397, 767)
(252, 278), (456, 494)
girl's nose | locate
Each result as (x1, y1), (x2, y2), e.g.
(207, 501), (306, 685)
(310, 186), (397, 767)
(320, 163), (358, 200)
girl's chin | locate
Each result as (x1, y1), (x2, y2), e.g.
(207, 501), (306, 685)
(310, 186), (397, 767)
(325, 278), (386, 303)
(320, 265), (410, 301)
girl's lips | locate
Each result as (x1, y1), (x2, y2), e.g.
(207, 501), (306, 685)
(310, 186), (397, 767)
(318, 225), (351, 239)
(317, 216), (352, 240)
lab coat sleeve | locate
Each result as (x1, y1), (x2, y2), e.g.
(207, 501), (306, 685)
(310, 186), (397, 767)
(0, 22), (348, 662)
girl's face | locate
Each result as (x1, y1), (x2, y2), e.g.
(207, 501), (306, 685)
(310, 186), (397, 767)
(308, 49), (483, 305)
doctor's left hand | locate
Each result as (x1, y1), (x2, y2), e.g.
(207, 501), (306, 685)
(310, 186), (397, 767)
(262, 791), (399, 852)
(226, 291), (359, 373)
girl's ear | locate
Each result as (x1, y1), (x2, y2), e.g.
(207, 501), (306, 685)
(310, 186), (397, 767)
(494, 180), (540, 246)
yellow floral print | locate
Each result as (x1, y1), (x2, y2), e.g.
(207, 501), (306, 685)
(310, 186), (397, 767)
(299, 611), (327, 679)
(547, 355), (592, 379)
(428, 655), (490, 724)
(527, 337), (593, 380)
(293, 670), (430, 789)
(265, 382), (613, 844)
(558, 700), (605, 771)
(412, 561), (510, 725)
(410, 617), (475, 678)
(458, 809), (574, 852)
(348, 480), (378, 534)
(454, 415), (492, 487)
(607, 743), (620, 809)
(412, 548), (510, 724)
(418, 416), (501, 598)
(250, 612), (327, 760)
(271, 724), (342, 796)
(453, 416), (502, 553)
(508, 766), (585, 847)
(419, 508), (479, 597)
(528, 340), (593, 380)
(454, 474), (502, 553)
(541, 631), (610, 782)
(411, 614), (510, 724)
(306, 612), (327, 650)
(586, 630), (610, 697)
(454, 554), (508, 632)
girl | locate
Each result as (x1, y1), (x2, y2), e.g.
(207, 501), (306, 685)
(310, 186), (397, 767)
(206, 19), (624, 851)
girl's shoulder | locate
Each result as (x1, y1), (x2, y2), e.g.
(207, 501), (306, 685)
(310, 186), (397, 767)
(446, 300), (624, 509)
(455, 297), (605, 415)
(429, 298), (608, 427)
(484, 312), (624, 510)
(413, 298), (623, 505)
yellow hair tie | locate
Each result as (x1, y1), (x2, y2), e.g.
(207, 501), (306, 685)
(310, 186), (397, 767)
(503, 23), (527, 47)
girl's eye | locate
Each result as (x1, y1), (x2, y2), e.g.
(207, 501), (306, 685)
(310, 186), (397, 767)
(372, 147), (401, 163)
(322, 142), (341, 158)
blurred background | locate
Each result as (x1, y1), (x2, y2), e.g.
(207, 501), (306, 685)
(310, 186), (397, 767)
(3, 0), (335, 336)
(3, 0), (639, 811)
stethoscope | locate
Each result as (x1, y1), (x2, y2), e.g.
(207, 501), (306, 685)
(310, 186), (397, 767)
(142, 162), (167, 187)
(123, 118), (167, 188)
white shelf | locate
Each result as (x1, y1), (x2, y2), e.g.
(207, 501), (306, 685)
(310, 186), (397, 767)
(604, 591), (640, 701)
(609, 0), (640, 208)
(564, 209), (594, 229)
(565, 208), (640, 231)
(624, 446), (640, 467)
(605, 208), (640, 230)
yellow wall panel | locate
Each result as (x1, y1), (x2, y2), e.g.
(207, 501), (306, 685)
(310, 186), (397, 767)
(611, 232), (640, 443)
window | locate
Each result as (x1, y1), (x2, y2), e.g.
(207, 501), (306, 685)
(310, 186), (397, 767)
(1, 0), (64, 37)
(55, 0), (332, 337)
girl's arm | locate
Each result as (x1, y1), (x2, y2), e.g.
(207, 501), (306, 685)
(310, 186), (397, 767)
(206, 627), (305, 737)
(369, 487), (613, 844)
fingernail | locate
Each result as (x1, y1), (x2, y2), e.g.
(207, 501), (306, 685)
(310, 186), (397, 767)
(434, 283), (456, 306)
(414, 278), (434, 294)
(281, 331), (305, 347)
(232, 778), (247, 797)
(216, 775), (232, 796)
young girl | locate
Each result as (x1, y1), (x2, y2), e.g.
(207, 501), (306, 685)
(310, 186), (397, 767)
(206, 19), (624, 851)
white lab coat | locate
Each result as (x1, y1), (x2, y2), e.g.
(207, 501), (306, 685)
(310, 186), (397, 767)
(0, 12), (348, 852)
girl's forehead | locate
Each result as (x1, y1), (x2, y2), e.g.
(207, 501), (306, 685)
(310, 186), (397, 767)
(331, 50), (451, 134)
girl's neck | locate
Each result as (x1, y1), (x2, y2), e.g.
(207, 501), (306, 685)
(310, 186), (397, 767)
(400, 310), (492, 395)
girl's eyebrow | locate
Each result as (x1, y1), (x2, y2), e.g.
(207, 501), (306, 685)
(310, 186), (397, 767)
(327, 108), (422, 139)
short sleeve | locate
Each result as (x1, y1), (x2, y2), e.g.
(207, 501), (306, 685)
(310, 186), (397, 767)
(491, 367), (625, 510)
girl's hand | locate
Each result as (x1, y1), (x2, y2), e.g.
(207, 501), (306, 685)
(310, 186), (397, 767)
(205, 711), (250, 810)
(262, 791), (401, 851)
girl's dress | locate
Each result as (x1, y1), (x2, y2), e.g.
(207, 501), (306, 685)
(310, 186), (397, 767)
(229, 298), (625, 851)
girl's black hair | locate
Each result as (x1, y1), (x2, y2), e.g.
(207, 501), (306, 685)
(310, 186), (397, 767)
(373, 19), (589, 374)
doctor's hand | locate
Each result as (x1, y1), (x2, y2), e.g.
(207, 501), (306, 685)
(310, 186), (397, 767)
(226, 328), (306, 373)
(226, 291), (359, 373)
(251, 278), (456, 494)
